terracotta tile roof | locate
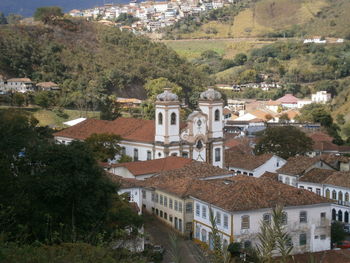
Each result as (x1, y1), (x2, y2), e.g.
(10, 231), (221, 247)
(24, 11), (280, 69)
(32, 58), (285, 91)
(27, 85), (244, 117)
(157, 161), (232, 180)
(284, 249), (350, 263)
(276, 93), (298, 104)
(299, 168), (335, 184)
(278, 109), (299, 119)
(266, 100), (281, 106)
(323, 171), (350, 188)
(308, 132), (333, 143)
(36, 81), (59, 88)
(53, 117), (155, 143)
(225, 149), (274, 171)
(321, 154), (350, 165)
(7, 78), (32, 82)
(260, 171), (279, 181)
(277, 156), (320, 176)
(313, 141), (340, 151)
(189, 176), (330, 212)
(109, 156), (192, 176)
(106, 172), (144, 188)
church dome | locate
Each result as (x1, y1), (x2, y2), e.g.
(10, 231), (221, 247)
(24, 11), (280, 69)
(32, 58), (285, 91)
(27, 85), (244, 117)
(200, 88), (222, 101)
(156, 88), (178, 102)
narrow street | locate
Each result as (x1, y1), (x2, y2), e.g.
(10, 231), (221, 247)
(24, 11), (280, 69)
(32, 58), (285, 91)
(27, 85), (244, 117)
(144, 215), (208, 263)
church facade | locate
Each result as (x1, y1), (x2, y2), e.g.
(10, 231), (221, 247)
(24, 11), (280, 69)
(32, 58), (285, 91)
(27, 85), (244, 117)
(54, 88), (225, 168)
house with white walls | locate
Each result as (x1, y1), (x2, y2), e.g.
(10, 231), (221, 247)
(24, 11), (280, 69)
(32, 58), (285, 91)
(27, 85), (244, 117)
(54, 88), (225, 168)
(191, 176), (332, 254)
(312, 91), (331, 104)
(225, 149), (286, 177)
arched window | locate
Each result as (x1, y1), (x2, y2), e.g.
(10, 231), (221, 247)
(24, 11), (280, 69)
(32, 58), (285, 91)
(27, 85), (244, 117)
(339, 191), (343, 201)
(285, 177), (290, 185)
(215, 109), (220, 121)
(332, 190), (337, 200)
(196, 140), (203, 150)
(345, 193), (349, 202)
(326, 189), (330, 199)
(171, 112), (176, 125)
(338, 210), (343, 222)
(158, 112), (163, 125)
(332, 209), (337, 220)
(345, 212), (349, 223)
(201, 229), (207, 242)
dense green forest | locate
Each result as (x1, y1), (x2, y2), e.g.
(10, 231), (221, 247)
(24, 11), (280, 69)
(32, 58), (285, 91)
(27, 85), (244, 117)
(0, 19), (209, 108)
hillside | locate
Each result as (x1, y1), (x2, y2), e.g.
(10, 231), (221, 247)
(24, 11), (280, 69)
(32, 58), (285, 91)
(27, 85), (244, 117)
(163, 0), (350, 39)
(0, 20), (208, 100)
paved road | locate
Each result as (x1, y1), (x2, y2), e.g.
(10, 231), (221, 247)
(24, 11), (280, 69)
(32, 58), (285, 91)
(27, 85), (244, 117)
(144, 215), (208, 263)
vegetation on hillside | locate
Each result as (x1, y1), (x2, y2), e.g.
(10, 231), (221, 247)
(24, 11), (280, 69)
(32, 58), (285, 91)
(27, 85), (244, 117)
(0, 18), (209, 111)
(163, 0), (350, 39)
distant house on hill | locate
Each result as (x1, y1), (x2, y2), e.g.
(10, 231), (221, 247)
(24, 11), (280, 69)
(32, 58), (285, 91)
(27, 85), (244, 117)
(36, 82), (60, 91)
(5, 78), (34, 93)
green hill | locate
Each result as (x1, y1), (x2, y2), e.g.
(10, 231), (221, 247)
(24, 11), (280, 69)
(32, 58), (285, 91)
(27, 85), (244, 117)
(163, 0), (350, 39)
(0, 19), (208, 99)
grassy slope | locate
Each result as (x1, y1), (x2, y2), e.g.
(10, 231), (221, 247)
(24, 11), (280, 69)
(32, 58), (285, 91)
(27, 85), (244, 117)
(175, 0), (349, 39)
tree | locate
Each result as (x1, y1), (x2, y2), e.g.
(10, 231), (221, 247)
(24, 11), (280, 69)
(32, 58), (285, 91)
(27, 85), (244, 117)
(331, 221), (346, 246)
(0, 12), (7, 24)
(144, 77), (183, 101)
(256, 205), (293, 263)
(116, 13), (139, 26)
(209, 209), (224, 263)
(336, 114), (346, 125)
(278, 113), (290, 123)
(12, 92), (26, 107)
(254, 126), (313, 159)
(85, 133), (122, 162)
(34, 91), (57, 109)
(234, 53), (247, 65)
(34, 6), (63, 24)
(100, 96), (121, 121)
(298, 103), (333, 127)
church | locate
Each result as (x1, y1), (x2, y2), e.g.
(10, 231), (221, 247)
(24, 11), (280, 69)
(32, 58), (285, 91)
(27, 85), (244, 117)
(54, 87), (225, 168)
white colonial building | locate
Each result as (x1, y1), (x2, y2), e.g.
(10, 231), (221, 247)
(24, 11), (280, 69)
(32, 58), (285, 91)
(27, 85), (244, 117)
(311, 91), (331, 104)
(191, 176), (332, 255)
(54, 88), (225, 167)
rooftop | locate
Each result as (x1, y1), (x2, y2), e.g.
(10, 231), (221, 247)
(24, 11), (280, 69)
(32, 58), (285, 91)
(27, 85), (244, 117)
(276, 94), (298, 104)
(54, 117), (155, 143)
(108, 156), (192, 176)
(225, 149), (274, 171)
(7, 78), (32, 83)
(277, 156), (321, 176)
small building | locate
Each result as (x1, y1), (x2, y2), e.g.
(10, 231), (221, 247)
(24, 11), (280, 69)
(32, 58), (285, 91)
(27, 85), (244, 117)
(36, 82), (60, 91)
(276, 94), (299, 109)
(5, 78), (34, 93)
(312, 91), (331, 104)
(225, 149), (286, 177)
(192, 176), (331, 254)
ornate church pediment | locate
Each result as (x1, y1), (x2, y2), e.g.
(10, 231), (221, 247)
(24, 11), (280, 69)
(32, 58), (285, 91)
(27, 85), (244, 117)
(181, 111), (208, 143)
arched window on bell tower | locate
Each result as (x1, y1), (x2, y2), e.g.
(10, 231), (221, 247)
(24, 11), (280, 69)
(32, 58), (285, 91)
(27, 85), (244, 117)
(171, 112), (176, 125)
(158, 112), (163, 125)
(215, 109), (220, 121)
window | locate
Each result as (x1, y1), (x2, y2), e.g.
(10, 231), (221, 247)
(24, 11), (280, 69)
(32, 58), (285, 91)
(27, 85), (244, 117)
(215, 148), (221, 162)
(241, 215), (250, 229)
(178, 219), (182, 232)
(263, 213), (271, 225)
(346, 193), (349, 202)
(171, 112), (176, 125)
(320, 235), (326, 240)
(326, 189), (330, 198)
(338, 210), (343, 222)
(223, 214), (229, 229)
(339, 191), (343, 201)
(186, 202), (192, 213)
(196, 140), (203, 150)
(164, 196), (167, 207)
(201, 229), (207, 242)
(276, 161), (279, 167)
(147, 150), (152, 160)
(316, 188), (321, 195)
(151, 193), (155, 201)
(214, 109), (220, 121)
(248, 173), (253, 176)
(142, 190), (146, 199)
(179, 202), (183, 212)
(182, 152), (189, 158)
(278, 175), (283, 182)
(196, 204), (200, 216)
(285, 177), (290, 185)
(243, 172), (247, 175)
(160, 195), (163, 205)
(155, 193), (159, 203)
(169, 215), (173, 222)
(169, 198), (173, 209)
(332, 209), (336, 220)
(299, 233), (307, 246)
(133, 148), (138, 161)
(164, 212), (167, 220)
(216, 211), (221, 225)
(299, 186), (304, 189)
(160, 210), (163, 217)
(332, 190), (337, 200)
(196, 226), (200, 239)
(282, 212), (288, 225)
(300, 211), (307, 223)
(156, 209), (159, 216)
(321, 212), (326, 223)
(124, 191), (131, 201)
(121, 147), (126, 155)
(158, 112), (163, 125)
(307, 187), (313, 192)
(174, 200), (178, 211)
(202, 206), (207, 219)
